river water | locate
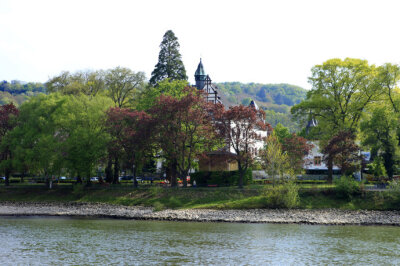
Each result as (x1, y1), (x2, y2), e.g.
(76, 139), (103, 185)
(0, 217), (399, 265)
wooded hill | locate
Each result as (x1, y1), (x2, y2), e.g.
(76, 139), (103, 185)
(215, 82), (307, 132)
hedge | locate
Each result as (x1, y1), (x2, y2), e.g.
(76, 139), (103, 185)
(190, 169), (252, 187)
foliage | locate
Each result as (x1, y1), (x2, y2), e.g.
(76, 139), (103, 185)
(0, 103), (19, 185)
(148, 87), (221, 187)
(292, 58), (381, 138)
(262, 181), (300, 208)
(149, 30), (187, 86)
(334, 176), (361, 200)
(361, 105), (399, 178)
(323, 131), (361, 181)
(190, 169), (252, 187)
(368, 157), (387, 179)
(46, 70), (106, 96)
(216, 82), (306, 107)
(211, 104), (270, 188)
(136, 79), (189, 110)
(106, 107), (154, 185)
(104, 67), (146, 108)
(9, 94), (112, 184)
(0, 80), (45, 106)
(264, 110), (300, 133)
(261, 134), (292, 183)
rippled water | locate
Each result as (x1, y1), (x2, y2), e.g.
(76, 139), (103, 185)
(0, 217), (400, 265)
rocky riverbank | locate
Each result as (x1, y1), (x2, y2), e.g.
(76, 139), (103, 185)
(0, 202), (399, 225)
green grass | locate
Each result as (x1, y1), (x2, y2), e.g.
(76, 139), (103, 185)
(0, 183), (399, 211)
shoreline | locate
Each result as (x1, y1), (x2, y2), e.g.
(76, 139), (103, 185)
(1, 202), (400, 226)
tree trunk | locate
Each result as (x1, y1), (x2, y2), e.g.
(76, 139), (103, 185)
(105, 156), (113, 183)
(133, 166), (138, 188)
(113, 156), (119, 184)
(170, 161), (178, 187)
(238, 162), (244, 189)
(327, 157), (333, 184)
(4, 168), (10, 186)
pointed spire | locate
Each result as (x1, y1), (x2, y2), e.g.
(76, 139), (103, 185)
(195, 58), (206, 76)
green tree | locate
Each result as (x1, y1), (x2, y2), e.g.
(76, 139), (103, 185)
(9, 94), (67, 187)
(149, 30), (187, 86)
(361, 106), (399, 178)
(46, 70), (106, 96)
(104, 67), (146, 108)
(292, 58), (381, 182)
(261, 134), (291, 185)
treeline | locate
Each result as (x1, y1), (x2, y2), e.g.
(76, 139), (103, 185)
(216, 82), (307, 106)
(0, 80), (46, 106)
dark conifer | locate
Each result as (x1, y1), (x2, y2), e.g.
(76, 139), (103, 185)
(149, 30), (187, 86)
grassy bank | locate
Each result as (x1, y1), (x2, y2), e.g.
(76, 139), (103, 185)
(0, 184), (399, 211)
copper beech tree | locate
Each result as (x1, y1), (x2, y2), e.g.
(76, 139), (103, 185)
(106, 108), (154, 186)
(211, 104), (271, 188)
(148, 87), (220, 187)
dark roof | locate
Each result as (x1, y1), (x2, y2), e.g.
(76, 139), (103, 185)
(195, 59), (206, 76)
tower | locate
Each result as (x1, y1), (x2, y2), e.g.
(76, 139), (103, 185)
(194, 59), (207, 90)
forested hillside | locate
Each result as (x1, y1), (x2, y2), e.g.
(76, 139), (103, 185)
(215, 82), (307, 132)
(0, 80), (46, 105)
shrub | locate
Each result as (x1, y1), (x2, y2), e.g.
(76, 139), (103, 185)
(386, 180), (400, 208)
(191, 169), (252, 187)
(262, 181), (300, 208)
(334, 176), (360, 199)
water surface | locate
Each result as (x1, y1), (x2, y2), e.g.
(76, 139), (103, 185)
(0, 217), (399, 265)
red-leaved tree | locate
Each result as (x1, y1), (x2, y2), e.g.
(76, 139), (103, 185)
(0, 103), (19, 186)
(323, 130), (361, 183)
(106, 108), (154, 186)
(148, 87), (220, 187)
(211, 104), (271, 188)
(281, 133), (313, 174)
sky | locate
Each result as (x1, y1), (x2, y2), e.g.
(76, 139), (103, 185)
(1, 0), (400, 89)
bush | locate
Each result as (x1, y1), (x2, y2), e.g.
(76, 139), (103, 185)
(334, 176), (360, 199)
(262, 181), (300, 208)
(386, 180), (400, 207)
(191, 169), (252, 187)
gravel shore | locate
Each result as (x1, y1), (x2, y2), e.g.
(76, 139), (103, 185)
(1, 202), (400, 225)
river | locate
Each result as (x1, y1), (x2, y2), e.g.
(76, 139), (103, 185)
(0, 217), (399, 265)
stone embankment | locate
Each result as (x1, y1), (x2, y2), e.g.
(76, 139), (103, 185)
(1, 202), (400, 226)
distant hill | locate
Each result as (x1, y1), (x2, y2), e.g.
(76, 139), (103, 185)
(215, 82), (307, 132)
(0, 80), (46, 106)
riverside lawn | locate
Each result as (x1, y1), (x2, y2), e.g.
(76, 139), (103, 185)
(0, 181), (399, 211)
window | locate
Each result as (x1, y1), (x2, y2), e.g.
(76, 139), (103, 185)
(314, 156), (321, 166)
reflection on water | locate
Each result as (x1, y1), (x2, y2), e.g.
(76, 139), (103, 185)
(0, 217), (400, 265)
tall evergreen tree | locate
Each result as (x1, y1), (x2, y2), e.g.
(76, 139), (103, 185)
(150, 30), (187, 86)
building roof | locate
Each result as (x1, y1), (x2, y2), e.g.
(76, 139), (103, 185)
(195, 59), (206, 77)
(249, 99), (259, 110)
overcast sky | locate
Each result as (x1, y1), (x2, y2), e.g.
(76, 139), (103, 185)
(1, 0), (400, 89)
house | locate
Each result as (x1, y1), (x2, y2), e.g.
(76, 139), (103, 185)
(194, 59), (269, 171)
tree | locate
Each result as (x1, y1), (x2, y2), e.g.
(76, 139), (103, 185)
(361, 106), (399, 178)
(60, 95), (112, 184)
(105, 67), (146, 108)
(281, 133), (312, 174)
(149, 87), (219, 187)
(322, 131), (361, 179)
(292, 58), (380, 135)
(212, 104), (269, 188)
(292, 58), (381, 182)
(9, 94), (67, 187)
(106, 108), (155, 187)
(149, 30), (187, 86)
(0, 103), (19, 186)
(261, 134), (291, 185)
(46, 70), (106, 96)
